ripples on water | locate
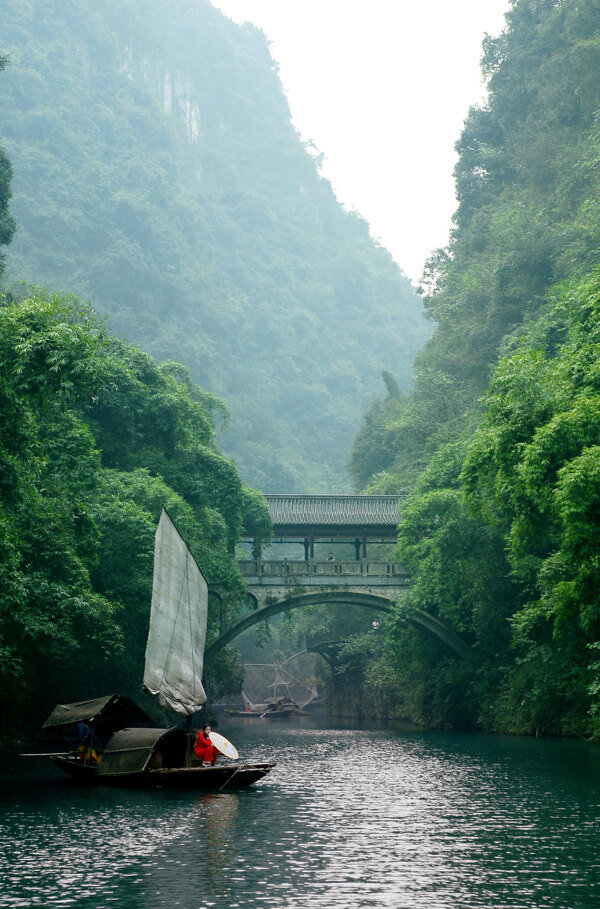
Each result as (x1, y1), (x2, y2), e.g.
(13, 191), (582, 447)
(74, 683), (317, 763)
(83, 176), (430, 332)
(1, 721), (600, 908)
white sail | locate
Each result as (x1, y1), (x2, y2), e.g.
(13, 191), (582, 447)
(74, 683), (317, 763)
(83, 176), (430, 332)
(143, 508), (207, 715)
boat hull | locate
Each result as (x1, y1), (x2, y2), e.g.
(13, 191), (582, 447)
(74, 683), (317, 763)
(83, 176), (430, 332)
(51, 756), (98, 781)
(147, 763), (275, 789)
(227, 710), (264, 717)
(51, 755), (275, 789)
(262, 710), (307, 719)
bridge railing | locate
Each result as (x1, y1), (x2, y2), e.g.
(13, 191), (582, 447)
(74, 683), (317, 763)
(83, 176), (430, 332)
(238, 559), (408, 578)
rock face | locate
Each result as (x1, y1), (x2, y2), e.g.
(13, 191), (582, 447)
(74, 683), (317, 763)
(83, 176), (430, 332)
(0, 0), (428, 491)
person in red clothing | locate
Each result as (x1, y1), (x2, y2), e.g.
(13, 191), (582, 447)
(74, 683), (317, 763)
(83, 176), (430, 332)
(193, 725), (219, 765)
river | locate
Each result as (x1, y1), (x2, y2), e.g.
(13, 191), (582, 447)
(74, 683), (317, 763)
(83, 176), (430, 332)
(1, 717), (599, 908)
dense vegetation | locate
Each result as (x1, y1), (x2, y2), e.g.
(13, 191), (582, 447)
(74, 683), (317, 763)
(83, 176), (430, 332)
(0, 284), (272, 739)
(0, 0), (427, 493)
(345, 0), (600, 736)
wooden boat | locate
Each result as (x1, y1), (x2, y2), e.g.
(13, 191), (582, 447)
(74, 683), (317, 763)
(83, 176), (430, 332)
(32, 510), (275, 789)
(261, 696), (307, 719)
(47, 724), (273, 789)
(227, 710), (266, 717)
(236, 657), (318, 718)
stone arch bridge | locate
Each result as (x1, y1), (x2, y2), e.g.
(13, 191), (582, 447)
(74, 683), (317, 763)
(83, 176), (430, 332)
(207, 495), (471, 661)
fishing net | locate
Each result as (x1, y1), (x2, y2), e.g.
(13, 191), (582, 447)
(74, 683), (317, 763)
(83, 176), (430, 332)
(243, 653), (319, 709)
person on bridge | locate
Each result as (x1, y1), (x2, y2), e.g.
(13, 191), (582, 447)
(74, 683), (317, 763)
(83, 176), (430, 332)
(327, 552), (335, 560)
(193, 725), (219, 765)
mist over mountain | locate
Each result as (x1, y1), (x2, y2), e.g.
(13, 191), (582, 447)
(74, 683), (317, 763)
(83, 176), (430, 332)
(0, 0), (427, 492)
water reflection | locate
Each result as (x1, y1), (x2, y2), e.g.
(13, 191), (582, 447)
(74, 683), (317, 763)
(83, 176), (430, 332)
(1, 720), (600, 908)
(195, 792), (239, 880)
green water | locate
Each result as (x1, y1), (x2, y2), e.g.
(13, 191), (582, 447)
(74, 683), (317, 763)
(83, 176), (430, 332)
(1, 717), (599, 908)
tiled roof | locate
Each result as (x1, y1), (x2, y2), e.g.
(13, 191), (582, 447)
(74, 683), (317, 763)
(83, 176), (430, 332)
(266, 495), (403, 527)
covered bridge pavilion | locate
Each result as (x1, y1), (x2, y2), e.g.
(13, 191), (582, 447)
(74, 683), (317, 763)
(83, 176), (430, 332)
(244, 494), (404, 560)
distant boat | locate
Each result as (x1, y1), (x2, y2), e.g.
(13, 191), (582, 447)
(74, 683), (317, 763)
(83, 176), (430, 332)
(229, 655), (318, 717)
(28, 510), (275, 789)
(261, 696), (307, 720)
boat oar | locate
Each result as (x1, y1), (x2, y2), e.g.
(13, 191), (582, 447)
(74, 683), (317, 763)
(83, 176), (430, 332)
(19, 751), (74, 757)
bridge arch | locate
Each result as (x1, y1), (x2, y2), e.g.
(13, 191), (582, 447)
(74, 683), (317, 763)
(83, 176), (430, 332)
(205, 591), (471, 661)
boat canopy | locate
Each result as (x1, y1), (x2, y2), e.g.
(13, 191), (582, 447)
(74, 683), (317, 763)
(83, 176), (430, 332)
(98, 726), (187, 777)
(43, 695), (153, 733)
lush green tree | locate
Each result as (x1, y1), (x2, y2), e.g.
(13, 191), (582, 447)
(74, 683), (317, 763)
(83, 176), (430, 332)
(373, 273), (600, 736)
(240, 485), (273, 557)
(347, 372), (409, 491)
(0, 291), (121, 732)
(0, 289), (272, 738)
(461, 272), (600, 734)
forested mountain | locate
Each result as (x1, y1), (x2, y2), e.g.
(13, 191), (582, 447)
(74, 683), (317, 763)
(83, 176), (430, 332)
(0, 0), (427, 493)
(347, 0), (600, 736)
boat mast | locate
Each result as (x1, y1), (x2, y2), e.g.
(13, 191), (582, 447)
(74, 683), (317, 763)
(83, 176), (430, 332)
(186, 715), (193, 767)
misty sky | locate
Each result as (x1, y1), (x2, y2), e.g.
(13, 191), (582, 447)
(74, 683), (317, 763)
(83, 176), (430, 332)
(213, 0), (511, 283)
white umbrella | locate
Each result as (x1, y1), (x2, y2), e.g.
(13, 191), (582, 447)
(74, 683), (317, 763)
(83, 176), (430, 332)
(209, 731), (239, 760)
